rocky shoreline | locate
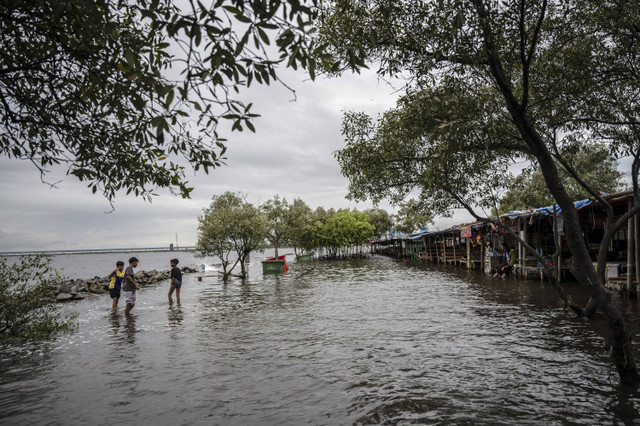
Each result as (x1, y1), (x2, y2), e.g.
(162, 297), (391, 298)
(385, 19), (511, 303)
(56, 266), (199, 302)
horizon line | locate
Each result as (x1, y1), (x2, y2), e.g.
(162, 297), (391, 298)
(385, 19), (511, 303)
(0, 246), (197, 256)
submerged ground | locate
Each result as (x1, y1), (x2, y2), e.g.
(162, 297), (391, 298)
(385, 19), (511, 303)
(1, 253), (640, 424)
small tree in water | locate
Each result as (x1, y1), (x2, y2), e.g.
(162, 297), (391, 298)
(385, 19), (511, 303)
(286, 198), (316, 257)
(196, 192), (267, 280)
(262, 195), (290, 259)
(312, 209), (374, 258)
(0, 255), (77, 339)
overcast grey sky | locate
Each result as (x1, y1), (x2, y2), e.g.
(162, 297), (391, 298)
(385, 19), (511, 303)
(0, 66), (476, 252)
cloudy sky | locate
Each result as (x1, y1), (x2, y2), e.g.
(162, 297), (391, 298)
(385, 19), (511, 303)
(0, 66), (477, 252)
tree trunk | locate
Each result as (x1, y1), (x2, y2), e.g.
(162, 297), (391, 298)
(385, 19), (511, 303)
(474, 2), (639, 383)
(240, 257), (247, 278)
(525, 122), (637, 384)
(512, 117), (638, 384)
(627, 204), (634, 294)
(635, 211), (640, 287)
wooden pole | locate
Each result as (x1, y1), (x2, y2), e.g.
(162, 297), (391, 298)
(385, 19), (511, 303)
(466, 235), (471, 269)
(522, 218), (528, 279)
(423, 237), (427, 260)
(443, 236), (447, 264)
(558, 234), (562, 283)
(453, 235), (457, 264)
(517, 219), (522, 279)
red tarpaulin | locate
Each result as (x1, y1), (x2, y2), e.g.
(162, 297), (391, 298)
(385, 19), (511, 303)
(266, 255), (289, 272)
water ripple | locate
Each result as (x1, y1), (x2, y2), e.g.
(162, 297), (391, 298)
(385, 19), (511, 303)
(1, 254), (640, 424)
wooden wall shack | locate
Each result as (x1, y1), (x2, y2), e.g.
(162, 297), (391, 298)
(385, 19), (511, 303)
(369, 192), (639, 293)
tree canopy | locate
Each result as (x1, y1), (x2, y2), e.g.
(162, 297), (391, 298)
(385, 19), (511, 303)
(262, 195), (289, 258)
(394, 199), (433, 234)
(336, 82), (513, 219)
(363, 207), (393, 239)
(195, 191), (267, 279)
(1, 0), (321, 201)
(500, 144), (625, 213)
(311, 209), (374, 258)
(286, 197), (315, 256)
(196, 192), (394, 269)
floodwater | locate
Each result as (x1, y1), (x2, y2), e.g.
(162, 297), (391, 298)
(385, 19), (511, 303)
(2, 253), (640, 425)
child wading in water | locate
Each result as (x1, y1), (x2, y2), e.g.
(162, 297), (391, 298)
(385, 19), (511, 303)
(123, 257), (140, 315)
(168, 258), (182, 304)
(107, 261), (125, 309)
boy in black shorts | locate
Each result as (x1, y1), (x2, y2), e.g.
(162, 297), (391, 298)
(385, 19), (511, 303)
(168, 258), (182, 304)
(107, 261), (125, 309)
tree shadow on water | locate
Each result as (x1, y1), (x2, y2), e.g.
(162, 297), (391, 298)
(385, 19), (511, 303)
(606, 385), (640, 424)
(354, 396), (440, 425)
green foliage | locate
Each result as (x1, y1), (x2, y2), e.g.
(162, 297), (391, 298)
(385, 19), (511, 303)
(1, 0), (322, 201)
(364, 207), (393, 239)
(261, 195), (290, 257)
(500, 144), (625, 212)
(286, 198), (315, 256)
(394, 199), (433, 234)
(196, 192), (267, 279)
(329, 0), (638, 218)
(336, 83), (515, 219)
(0, 255), (77, 339)
(311, 209), (374, 258)
(312, 206), (335, 223)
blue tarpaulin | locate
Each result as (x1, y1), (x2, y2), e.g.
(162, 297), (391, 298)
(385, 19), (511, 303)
(501, 196), (601, 219)
(535, 198), (593, 216)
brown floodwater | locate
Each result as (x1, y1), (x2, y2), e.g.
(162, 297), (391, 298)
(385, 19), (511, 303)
(1, 253), (640, 425)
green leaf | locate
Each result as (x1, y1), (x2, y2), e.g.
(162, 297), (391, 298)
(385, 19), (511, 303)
(165, 89), (174, 107)
(257, 27), (270, 45)
(235, 14), (252, 24)
(124, 50), (136, 68)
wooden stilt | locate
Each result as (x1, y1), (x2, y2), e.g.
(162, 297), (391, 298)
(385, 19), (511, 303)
(423, 237), (427, 260)
(558, 234), (562, 283)
(453, 235), (457, 264)
(443, 236), (447, 264)
(522, 218), (528, 279)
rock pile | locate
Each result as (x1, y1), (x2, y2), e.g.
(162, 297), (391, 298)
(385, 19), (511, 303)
(55, 266), (198, 302)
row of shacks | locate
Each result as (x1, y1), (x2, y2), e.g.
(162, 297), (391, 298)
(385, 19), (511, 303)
(371, 191), (639, 289)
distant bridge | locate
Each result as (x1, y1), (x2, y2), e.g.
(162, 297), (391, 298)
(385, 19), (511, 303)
(0, 246), (196, 256)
